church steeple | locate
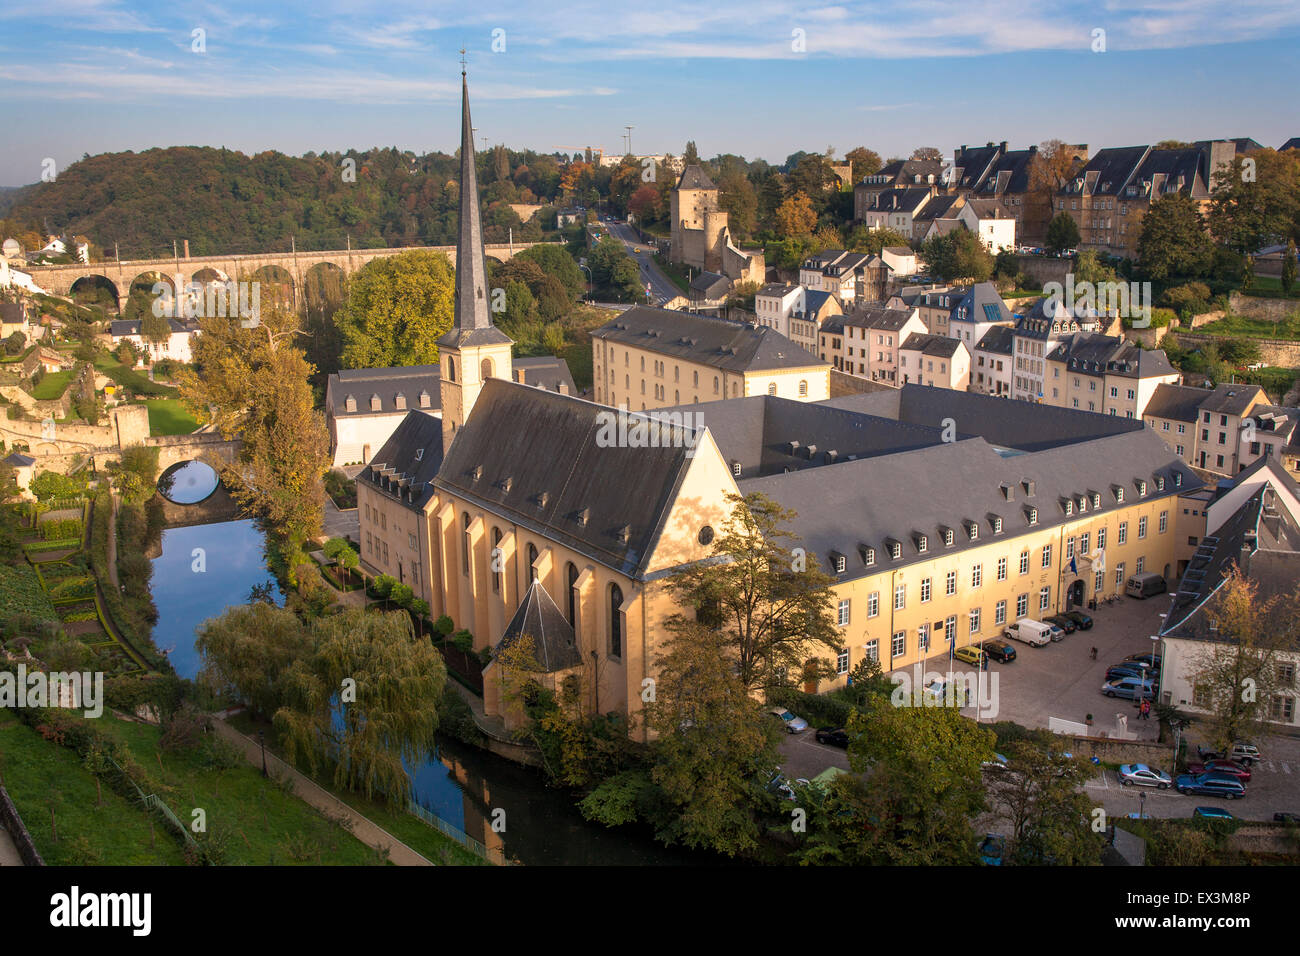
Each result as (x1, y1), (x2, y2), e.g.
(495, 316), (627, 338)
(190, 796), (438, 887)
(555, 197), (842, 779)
(438, 63), (513, 456)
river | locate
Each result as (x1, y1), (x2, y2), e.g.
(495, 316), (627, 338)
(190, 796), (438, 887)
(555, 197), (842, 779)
(149, 498), (710, 865)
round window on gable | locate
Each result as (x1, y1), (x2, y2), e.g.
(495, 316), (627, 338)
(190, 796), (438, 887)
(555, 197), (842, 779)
(698, 525), (715, 546)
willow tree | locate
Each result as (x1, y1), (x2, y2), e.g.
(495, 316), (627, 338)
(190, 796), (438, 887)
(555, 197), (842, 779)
(666, 491), (841, 696)
(179, 300), (329, 561)
(274, 608), (445, 806)
(196, 603), (315, 719)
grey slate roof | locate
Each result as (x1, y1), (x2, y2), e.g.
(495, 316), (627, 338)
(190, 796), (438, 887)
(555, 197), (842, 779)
(837, 306), (916, 332)
(900, 332), (963, 358)
(825, 384), (1143, 452)
(496, 579), (582, 671)
(359, 409), (446, 512)
(4, 452), (35, 467)
(1199, 383), (1264, 416)
(974, 324), (1015, 356)
(1061, 146), (1149, 197)
(1144, 383), (1207, 423)
(109, 317), (197, 336)
(1280, 138), (1300, 152)
(511, 356), (577, 395)
(868, 187), (933, 213)
(434, 378), (698, 578)
(951, 282), (1012, 326)
(690, 271), (731, 298)
(325, 365), (442, 417)
(591, 306), (827, 373)
(859, 158), (944, 187)
(740, 421), (1199, 583)
(1047, 333), (1177, 379)
(677, 164), (716, 190)
(951, 144), (1002, 191)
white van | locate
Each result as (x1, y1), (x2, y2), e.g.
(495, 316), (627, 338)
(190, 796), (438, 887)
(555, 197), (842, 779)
(1004, 618), (1053, 647)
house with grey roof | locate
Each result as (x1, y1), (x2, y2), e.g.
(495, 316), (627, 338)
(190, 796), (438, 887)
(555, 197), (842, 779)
(326, 365), (442, 467)
(818, 305), (926, 383)
(898, 332), (970, 391)
(1044, 332), (1179, 420)
(972, 324), (1015, 397)
(853, 159), (945, 221)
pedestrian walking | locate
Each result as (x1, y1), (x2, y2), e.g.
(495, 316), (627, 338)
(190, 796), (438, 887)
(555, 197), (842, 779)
(1089, 646), (1098, 660)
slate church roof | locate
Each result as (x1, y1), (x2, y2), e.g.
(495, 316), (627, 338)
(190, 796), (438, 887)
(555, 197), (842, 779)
(496, 579), (582, 672)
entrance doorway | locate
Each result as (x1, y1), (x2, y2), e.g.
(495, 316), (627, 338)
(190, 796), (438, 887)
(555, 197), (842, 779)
(1067, 579), (1085, 609)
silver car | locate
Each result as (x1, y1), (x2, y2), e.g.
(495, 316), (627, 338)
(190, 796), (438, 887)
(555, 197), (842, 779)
(1118, 763), (1172, 789)
(769, 708), (809, 733)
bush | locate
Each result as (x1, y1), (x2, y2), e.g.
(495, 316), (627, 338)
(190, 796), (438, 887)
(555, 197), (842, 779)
(159, 703), (211, 753)
(433, 615), (454, 638)
(450, 629), (474, 653)
(1161, 282), (1212, 317)
(767, 687), (854, 730)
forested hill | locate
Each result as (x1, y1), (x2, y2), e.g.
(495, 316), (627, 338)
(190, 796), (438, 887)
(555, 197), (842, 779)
(1, 144), (569, 258)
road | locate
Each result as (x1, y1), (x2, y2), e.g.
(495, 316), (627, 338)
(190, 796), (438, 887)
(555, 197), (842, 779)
(604, 220), (681, 306)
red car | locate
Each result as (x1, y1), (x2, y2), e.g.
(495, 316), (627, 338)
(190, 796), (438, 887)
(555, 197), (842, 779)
(1186, 759), (1252, 782)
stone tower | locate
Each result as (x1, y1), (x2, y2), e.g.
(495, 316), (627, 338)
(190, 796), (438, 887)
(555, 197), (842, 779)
(437, 69), (514, 457)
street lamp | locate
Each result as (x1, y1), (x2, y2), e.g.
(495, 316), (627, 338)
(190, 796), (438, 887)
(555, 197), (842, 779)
(625, 125), (634, 157)
(578, 259), (591, 303)
(258, 730), (267, 778)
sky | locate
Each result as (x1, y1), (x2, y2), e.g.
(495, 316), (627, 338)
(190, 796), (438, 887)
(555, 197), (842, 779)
(2, 0), (1300, 186)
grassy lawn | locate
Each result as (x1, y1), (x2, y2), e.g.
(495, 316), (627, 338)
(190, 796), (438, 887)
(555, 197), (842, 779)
(29, 370), (75, 400)
(1244, 276), (1300, 298)
(0, 710), (185, 865)
(1237, 366), (1300, 403)
(93, 716), (385, 865)
(93, 354), (177, 398)
(144, 398), (200, 436)
(228, 710), (488, 865)
(1197, 311), (1300, 340)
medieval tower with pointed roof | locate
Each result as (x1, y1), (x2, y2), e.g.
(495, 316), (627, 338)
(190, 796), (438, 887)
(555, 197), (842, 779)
(437, 68), (515, 457)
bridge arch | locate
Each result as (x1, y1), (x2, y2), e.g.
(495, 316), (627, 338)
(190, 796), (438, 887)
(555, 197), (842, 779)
(123, 271), (176, 322)
(249, 264), (295, 312)
(69, 274), (122, 312)
(304, 261), (346, 310)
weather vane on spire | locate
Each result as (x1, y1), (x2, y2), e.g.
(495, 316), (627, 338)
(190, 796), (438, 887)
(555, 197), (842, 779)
(459, 46), (467, 75)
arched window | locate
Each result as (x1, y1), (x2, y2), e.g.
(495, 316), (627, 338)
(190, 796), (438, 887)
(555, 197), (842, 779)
(713, 376), (719, 395)
(608, 583), (623, 658)
(491, 527), (502, 594)
(566, 562), (579, 625)
(767, 383), (777, 396)
(481, 357), (494, 380)
(461, 512), (471, 576)
(798, 380), (808, 397)
(527, 543), (539, 582)
(447, 356), (457, 382)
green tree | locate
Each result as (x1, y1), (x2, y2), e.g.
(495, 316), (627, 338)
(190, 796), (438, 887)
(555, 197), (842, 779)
(140, 310), (173, 345)
(274, 608), (446, 806)
(1208, 150), (1300, 256)
(1282, 239), (1297, 295)
(843, 146), (883, 180)
(846, 226), (910, 257)
(196, 602), (316, 718)
(665, 491), (841, 696)
(335, 250), (455, 368)
(1137, 194), (1214, 280)
(1045, 212), (1081, 255)
(911, 147), (943, 162)
(919, 229), (994, 283)
(642, 621), (780, 856)
(110, 444), (161, 504)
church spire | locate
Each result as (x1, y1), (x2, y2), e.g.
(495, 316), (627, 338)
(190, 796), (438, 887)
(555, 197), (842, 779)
(453, 65), (492, 332)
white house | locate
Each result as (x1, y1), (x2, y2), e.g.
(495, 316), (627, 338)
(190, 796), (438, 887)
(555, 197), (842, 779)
(109, 318), (200, 364)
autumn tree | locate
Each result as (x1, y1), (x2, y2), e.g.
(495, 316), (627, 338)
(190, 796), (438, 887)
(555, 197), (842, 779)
(1026, 140), (1084, 239)
(1137, 194), (1214, 280)
(775, 192), (818, 240)
(665, 491), (841, 696)
(985, 731), (1106, 865)
(335, 250), (455, 368)
(844, 146), (883, 181)
(911, 147), (943, 162)
(179, 301), (329, 559)
(1187, 569), (1300, 750)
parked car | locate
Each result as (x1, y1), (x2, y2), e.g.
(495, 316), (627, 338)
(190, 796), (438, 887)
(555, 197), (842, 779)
(1193, 806), (1236, 820)
(1198, 742), (1262, 766)
(979, 640), (1017, 663)
(1176, 772), (1246, 799)
(1106, 663), (1152, 682)
(1062, 610), (1093, 630)
(1123, 652), (1162, 671)
(1045, 614), (1077, 634)
(1005, 618), (1053, 647)
(1125, 571), (1167, 599)
(760, 769), (797, 801)
(954, 644), (988, 669)
(815, 727), (849, 748)
(1273, 812), (1300, 824)
(1118, 764), (1173, 789)
(769, 708), (809, 733)
(1102, 676), (1155, 700)
(981, 753), (1009, 772)
(1186, 759), (1252, 782)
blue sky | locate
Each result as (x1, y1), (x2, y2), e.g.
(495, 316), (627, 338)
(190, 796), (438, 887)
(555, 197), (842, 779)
(2, 0), (1299, 185)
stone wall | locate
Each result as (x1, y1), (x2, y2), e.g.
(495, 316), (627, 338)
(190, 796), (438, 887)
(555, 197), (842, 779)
(1167, 332), (1300, 368)
(830, 369), (897, 398)
(0, 783), (45, 866)
(1013, 255), (1071, 288)
(1229, 293), (1299, 322)
(1064, 733), (1175, 767)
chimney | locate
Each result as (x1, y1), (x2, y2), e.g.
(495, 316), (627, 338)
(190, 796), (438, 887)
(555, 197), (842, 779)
(999, 141), (1007, 152)
(558, 382), (569, 395)
(1239, 533), (1256, 577)
(182, 239), (190, 259)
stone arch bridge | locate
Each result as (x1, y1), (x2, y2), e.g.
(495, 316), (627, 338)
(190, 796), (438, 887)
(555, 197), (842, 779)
(26, 240), (558, 306)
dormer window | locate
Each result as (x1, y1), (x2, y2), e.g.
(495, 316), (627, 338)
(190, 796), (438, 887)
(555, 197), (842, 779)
(731, 460), (742, 477)
(370, 393), (382, 412)
(1156, 476), (1165, 492)
(1062, 498), (1073, 516)
(860, 544), (876, 567)
(915, 533), (928, 554)
(394, 393), (407, 411)
(1113, 485), (1124, 503)
(888, 538), (902, 560)
(1174, 472), (1183, 488)
(943, 527), (954, 547)
(1090, 491), (1101, 509)
(991, 516), (1003, 534)
(830, 551), (847, 574)
(344, 394), (356, 413)
(1136, 479), (1147, 496)
(964, 520), (978, 541)
(419, 390), (431, 408)
(1025, 506), (1038, 525)
(1076, 495), (1087, 513)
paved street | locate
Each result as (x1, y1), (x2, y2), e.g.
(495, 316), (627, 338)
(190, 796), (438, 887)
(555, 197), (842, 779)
(777, 727), (850, 781)
(606, 220), (681, 305)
